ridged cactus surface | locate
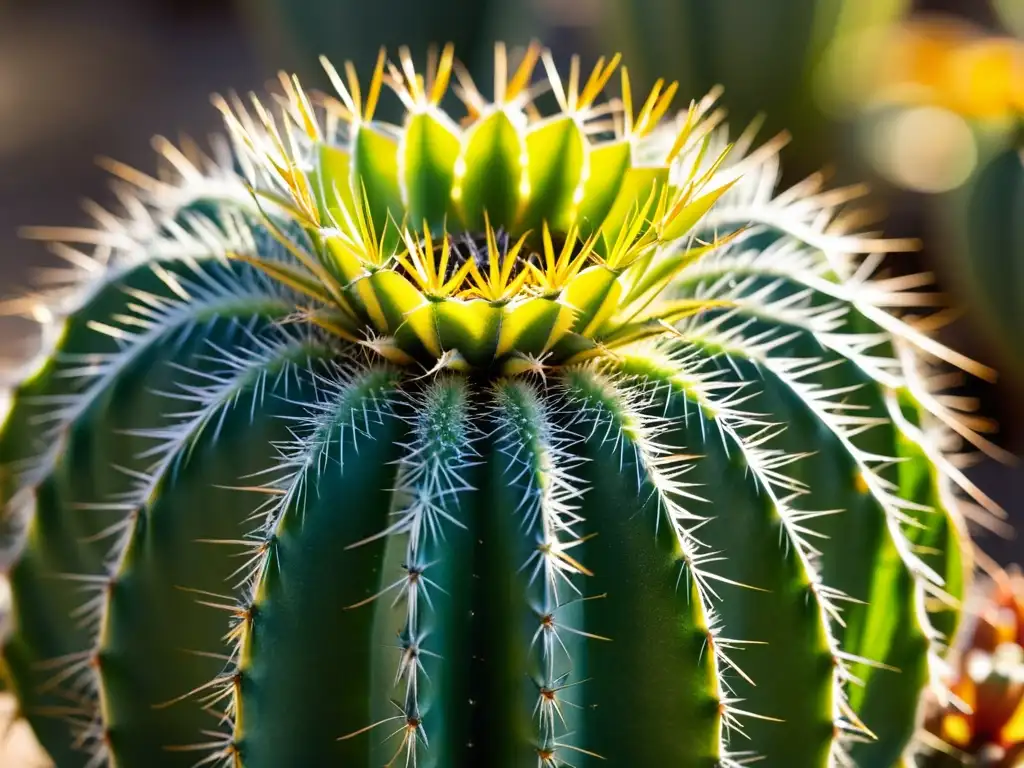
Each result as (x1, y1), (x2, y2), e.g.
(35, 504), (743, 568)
(0, 43), (1002, 767)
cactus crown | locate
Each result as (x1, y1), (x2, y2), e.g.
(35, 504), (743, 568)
(213, 42), (751, 374)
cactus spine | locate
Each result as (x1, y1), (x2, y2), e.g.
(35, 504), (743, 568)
(0, 42), (1002, 767)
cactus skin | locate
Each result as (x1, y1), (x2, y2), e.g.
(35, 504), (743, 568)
(0, 44), (1000, 767)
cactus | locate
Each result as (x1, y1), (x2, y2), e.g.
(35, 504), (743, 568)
(938, 139), (1024, 384)
(586, 0), (910, 174)
(916, 569), (1024, 767)
(0, 43), (1003, 767)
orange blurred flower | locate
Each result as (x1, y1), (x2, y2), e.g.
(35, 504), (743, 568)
(923, 570), (1024, 767)
(870, 18), (1024, 120)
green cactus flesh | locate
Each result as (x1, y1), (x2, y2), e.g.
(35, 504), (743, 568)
(0, 44), (999, 767)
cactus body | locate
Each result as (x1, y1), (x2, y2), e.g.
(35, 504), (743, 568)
(0, 44), (998, 767)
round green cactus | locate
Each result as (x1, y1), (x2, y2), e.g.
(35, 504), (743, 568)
(0, 43), (1004, 767)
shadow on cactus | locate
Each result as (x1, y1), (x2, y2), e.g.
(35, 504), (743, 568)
(0, 41), (1010, 767)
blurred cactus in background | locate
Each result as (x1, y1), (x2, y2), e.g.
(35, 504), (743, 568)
(995, 0), (1024, 41)
(241, 0), (547, 120)
(916, 569), (1024, 767)
(588, 0), (910, 176)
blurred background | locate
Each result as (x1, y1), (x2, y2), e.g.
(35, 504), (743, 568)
(0, 0), (1020, 571)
